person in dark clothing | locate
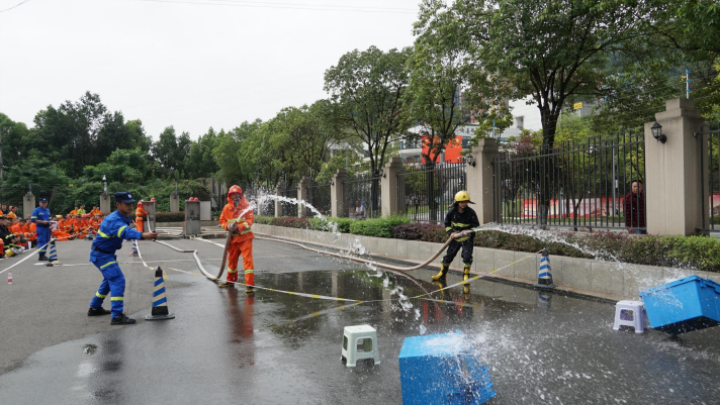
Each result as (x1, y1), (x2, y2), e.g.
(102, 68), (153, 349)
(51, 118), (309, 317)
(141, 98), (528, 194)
(432, 191), (480, 281)
(625, 180), (646, 234)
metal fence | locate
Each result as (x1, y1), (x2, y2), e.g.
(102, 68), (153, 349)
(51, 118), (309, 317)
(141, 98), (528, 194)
(699, 121), (720, 232)
(306, 181), (331, 217)
(399, 161), (467, 223)
(344, 173), (382, 219)
(279, 187), (298, 217)
(493, 130), (646, 230)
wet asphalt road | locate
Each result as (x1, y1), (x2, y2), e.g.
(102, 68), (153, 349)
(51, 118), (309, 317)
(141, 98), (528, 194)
(1, 237), (719, 405)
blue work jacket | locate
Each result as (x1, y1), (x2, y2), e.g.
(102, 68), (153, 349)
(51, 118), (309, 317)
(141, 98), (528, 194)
(31, 206), (52, 229)
(90, 211), (143, 255)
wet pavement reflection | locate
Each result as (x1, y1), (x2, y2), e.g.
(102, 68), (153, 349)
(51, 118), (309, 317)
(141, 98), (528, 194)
(2, 251), (720, 404)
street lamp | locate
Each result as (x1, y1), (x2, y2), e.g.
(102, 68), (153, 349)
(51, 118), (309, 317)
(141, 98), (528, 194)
(651, 122), (667, 143)
(102, 175), (107, 193)
(465, 154), (476, 167)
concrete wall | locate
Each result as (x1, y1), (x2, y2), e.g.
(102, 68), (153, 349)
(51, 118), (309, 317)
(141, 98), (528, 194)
(250, 223), (720, 301)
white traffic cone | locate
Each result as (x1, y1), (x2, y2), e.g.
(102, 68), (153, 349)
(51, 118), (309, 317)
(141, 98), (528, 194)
(8, 270), (12, 285)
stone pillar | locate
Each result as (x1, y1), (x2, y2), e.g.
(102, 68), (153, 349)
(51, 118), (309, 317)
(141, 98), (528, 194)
(645, 98), (707, 236)
(466, 138), (498, 224)
(99, 192), (111, 214)
(170, 191), (180, 212)
(274, 180), (285, 218)
(381, 157), (405, 217)
(23, 192), (35, 219)
(331, 169), (348, 218)
(297, 176), (310, 218)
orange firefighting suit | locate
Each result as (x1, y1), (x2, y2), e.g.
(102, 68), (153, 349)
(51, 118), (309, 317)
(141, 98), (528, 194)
(135, 206), (148, 232)
(219, 187), (255, 286)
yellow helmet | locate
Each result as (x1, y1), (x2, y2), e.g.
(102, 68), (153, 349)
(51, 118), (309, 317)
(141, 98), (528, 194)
(454, 191), (473, 203)
(5, 248), (15, 258)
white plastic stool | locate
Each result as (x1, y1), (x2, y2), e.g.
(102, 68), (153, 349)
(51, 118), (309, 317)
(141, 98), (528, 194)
(613, 300), (648, 334)
(341, 325), (381, 367)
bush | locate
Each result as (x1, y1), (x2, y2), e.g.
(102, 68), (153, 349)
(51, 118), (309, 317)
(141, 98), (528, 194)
(155, 211), (185, 222)
(309, 217), (354, 233)
(349, 215), (411, 238)
(254, 216), (274, 225)
(272, 217), (310, 229)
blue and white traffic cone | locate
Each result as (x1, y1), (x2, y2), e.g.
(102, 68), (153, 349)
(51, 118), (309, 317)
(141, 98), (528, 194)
(46, 240), (60, 267)
(130, 240), (138, 257)
(533, 248), (556, 289)
(145, 267), (175, 321)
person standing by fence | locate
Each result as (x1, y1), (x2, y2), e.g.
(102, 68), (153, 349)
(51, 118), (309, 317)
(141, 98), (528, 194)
(624, 180), (646, 234)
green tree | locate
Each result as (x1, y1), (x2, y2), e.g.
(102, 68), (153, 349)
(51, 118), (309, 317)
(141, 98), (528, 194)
(324, 46), (413, 212)
(152, 126), (191, 179)
(1, 157), (73, 214)
(214, 120), (263, 186)
(444, 0), (658, 149)
(83, 149), (154, 184)
(186, 127), (220, 179)
(0, 113), (31, 171)
(324, 46), (412, 176)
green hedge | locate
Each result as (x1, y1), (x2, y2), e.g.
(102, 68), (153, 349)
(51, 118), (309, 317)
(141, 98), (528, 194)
(349, 215), (411, 238)
(155, 212), (185, 222)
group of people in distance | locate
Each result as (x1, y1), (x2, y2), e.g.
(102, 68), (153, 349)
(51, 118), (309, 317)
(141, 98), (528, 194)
(0, 204), (106, 259)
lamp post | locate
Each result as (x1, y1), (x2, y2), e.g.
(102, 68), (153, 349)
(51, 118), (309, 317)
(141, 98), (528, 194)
(103, 175), (107, 194)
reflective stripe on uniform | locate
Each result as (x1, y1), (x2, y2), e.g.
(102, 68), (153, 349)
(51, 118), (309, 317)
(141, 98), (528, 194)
(98, 230), (111, 239)
(117, 226), (127, 237)
(227, 268), (238, 273)
(245, 269), (254, 274)
(110, 297), (124, 301)
(451, 222), (471, 228)
(31, 216), (38, 219)
(96, 292), (107, 298)
(240, 228), (252, 235)
(100, 261), (117, 269)
(445, 226), (452, 232)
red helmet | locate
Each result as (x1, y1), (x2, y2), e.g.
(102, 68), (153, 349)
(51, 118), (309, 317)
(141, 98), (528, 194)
(137, 201), (143, 206)
(151, 198), (156, 201)
(228, 185), (243, 196)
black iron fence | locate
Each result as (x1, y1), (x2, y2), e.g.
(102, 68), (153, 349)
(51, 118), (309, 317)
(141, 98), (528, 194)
(699, 121), (720, 232)
(279, 187), (298, 217)
(493, 130), (646, 230)
(344, 173), (382, 219)
(306, 181), (331, 217)
(399, 161), (467, 224)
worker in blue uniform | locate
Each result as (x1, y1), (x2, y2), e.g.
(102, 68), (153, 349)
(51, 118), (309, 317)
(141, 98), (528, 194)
(31, 198), (53, 261)
(88, 192), (158, 325)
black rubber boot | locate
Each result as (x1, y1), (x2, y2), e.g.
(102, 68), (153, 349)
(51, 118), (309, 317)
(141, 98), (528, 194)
(38, 254), (48, 261)
(87, 307), (112, 316)
(245, 286), (255, 294)
(111, 314), (136, 325)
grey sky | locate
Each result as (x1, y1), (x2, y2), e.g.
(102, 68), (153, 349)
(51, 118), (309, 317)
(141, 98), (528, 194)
(0, 0), (419, 139)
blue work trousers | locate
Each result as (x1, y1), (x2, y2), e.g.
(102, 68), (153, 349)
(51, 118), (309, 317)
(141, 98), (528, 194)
(37, 227), (50, 254)
(89, 252), (126, 317)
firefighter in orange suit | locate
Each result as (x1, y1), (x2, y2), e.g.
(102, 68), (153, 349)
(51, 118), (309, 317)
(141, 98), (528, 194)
(218, 185), (255, 293)
(135, 202), (148, 232)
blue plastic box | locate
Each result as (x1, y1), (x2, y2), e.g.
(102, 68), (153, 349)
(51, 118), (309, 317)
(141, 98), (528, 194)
(399, 333), (496, 405)
(639, 275), (720, 334)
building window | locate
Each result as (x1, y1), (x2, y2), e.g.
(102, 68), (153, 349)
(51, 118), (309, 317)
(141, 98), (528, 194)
(515, 116), (524, 130)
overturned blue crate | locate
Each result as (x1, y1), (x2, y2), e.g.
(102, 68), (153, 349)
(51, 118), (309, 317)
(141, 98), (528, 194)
(639, 276), (720, 334)
(399, 332), (496, 405)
